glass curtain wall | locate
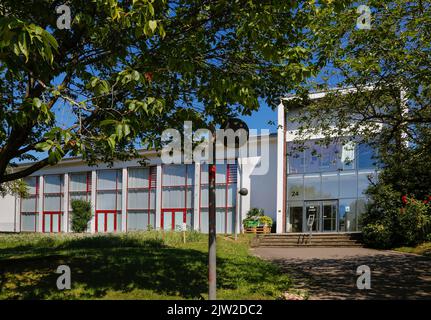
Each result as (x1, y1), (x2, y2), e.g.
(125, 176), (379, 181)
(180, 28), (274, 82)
(286, 140), (377, 232)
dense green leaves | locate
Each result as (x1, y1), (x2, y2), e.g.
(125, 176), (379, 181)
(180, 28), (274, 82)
(0, 0), (318, 187)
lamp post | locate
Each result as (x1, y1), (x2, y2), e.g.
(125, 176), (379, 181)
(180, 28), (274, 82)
(207, 118), (249, 300)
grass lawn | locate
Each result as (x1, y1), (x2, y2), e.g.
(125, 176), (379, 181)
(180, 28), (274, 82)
(0, 232), (293, 300)
(394, 242), (431, 257)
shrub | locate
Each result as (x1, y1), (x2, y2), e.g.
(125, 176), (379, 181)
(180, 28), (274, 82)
(259, 216), (273, 227)
(243, 208), (273, 229)
(399, 198), (431, 246)
(363, 183), (431, 248)
(70, 199), (93, 233)
(362, 223), (393, 249)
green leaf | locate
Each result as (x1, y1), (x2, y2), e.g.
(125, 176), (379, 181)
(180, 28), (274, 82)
(148, 20), (157, 32)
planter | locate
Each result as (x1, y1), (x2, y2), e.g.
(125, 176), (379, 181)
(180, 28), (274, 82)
(244, 225), (271, 234)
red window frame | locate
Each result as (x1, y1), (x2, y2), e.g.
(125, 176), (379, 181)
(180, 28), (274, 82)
(161, 164), (194, 230)
(42, 174), (64, 233)
(68, 172), (92, 233)
(199, 163), (238, 234)
(95, 210), (118, 233)
(126, 166), (157, 231)
(69, 172), (92, 203)
(95, 169), (121, 233)
(20, 176), (39, 232)
(42, 211), (62, 233)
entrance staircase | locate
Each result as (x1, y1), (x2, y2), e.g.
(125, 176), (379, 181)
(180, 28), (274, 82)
(251, 232), (363, 248)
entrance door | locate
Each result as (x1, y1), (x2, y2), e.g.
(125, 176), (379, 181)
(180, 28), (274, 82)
(305, 201), (320, 232)
(162, 209), (187, 231)
(96, 211), (117, 232)
(322, 200), (337, 232)
(304, 200), (338, 232)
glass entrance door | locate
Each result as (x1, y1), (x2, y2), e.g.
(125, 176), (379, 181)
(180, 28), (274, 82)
(322, 201), (337, 232)
(303, 200), (338, 232)
(305, 201), (320, 232)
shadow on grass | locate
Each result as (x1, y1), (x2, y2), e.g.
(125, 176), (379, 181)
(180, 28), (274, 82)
(0, 235), (289, 300)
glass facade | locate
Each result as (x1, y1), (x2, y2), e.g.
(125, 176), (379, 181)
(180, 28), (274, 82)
(286, 139), (378, 232)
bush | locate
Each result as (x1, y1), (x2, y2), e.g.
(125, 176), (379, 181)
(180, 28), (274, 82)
(362, 184), (431, 248)
(70, 199), (93, 233)
(243, 208), (273, 229)
(362, 223), (393, 249)
(259, 216), (273, 227)
(399, 198), (431, 246)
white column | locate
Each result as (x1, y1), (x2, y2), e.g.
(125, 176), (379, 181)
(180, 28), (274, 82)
(63, 173), (69, 232)
(155, 164), (162, 230)
(90, 170), (97, 233)
(15, 196), (21, 232)
(236, 163), (242, 235)
(276, 101), (285, 234)
(193, 163), (200, 231)
(38, 176), (44, 232)
(121, 167), (127, 232)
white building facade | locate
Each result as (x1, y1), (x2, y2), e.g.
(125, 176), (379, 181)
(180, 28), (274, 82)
(0, 97), (378, 234)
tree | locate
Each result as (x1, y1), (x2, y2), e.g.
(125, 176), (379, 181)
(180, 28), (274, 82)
(0, 0), (320, 192)
(70, 199), (92, 233)
(283, 1), (431, 195)
(285, 1), (431, 154)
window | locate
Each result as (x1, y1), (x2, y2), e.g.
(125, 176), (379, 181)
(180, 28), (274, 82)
(321, 173), (339, 199)
(43, 175), (64, 233)
(358, 143), (377, 169)
(69, 172), (91, 206)
(341, 141), (355, 170)
(200, 163), (237, 234)
(287, 175), (303, 200)
(304, 175), (321, 200)
(288, 140), (341, 173)
(96, 170), (122, 232)
(162, 164), (194, 231)
(339, 198), (357, 232)
(339, 172), (357, 198)
(127, 167), (156, 231)
(21, 176), (39, 232)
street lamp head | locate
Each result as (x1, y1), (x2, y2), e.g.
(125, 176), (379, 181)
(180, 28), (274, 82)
(222, 118), (249, 148)
(238, 188), (248, 196)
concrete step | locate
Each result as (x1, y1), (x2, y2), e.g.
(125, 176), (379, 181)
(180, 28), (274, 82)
(255, 245), (363, 248)
(253, 233), (363, 248)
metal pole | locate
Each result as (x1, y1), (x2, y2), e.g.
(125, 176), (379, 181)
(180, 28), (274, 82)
(234, 162), (241, 240)
(208, 133), (217, 300)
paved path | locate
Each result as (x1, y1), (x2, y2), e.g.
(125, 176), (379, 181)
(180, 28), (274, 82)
(252, 247), (431, 300)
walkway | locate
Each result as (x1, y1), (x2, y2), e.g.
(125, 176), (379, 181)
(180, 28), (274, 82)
(252, 247), (431, 299)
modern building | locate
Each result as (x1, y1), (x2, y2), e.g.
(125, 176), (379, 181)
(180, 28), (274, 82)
(0, 93), (378, 234)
